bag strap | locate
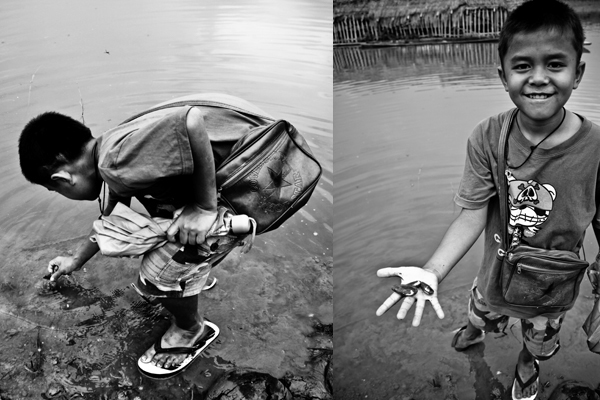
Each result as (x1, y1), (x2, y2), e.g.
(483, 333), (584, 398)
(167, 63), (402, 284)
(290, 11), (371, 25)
(497, 108), (519, 253)
(119, 99), (274, 126)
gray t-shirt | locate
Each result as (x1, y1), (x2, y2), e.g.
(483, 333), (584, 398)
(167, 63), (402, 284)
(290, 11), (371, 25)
(97, 95), (273, 217)
(454, 109), (600, 318)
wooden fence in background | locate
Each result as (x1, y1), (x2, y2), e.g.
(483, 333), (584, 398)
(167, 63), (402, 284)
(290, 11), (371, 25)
(334, 7), (509, 44)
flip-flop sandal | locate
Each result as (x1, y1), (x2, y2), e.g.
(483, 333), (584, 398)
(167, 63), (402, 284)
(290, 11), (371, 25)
(137, 320), (220, 380)
(511, 359), (540, 400)
(203, 277), (218, 291)
(451, 325), (485, 352)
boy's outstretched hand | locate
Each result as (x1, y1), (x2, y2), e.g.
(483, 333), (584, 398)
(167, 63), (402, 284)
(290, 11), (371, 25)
(376, 266), (445, 326)
(166, 204), (218, 245)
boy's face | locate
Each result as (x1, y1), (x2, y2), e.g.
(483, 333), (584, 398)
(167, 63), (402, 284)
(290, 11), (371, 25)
(498, 29), (585, 125)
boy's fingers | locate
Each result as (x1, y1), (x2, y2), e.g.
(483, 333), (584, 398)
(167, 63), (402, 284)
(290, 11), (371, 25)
(376, 293), (401, 316)
(195, 233), (206, 245)
(396, 296), (415, 320)
(166, 224), (179, 242)
(178, 230), (189, 245)
(47, 262), (59, 279)
(411, 298), (425, 326)
(376, 267), (401, 278)
(429, 297), (445, 320)
(185, 232), (198, 245)
(50, 271), (61, 282)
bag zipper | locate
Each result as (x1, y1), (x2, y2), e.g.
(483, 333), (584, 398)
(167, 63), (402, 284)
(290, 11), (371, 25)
(218, 128), (288, 191)
(516, 261), (587, 274)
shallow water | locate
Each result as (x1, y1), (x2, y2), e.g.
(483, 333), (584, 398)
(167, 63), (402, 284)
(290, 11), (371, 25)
(335, 22), (600, 399)
(0, 0), (331, 398)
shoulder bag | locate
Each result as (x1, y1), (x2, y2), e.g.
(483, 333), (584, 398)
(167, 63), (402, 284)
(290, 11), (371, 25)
(119, 94), (322, 235)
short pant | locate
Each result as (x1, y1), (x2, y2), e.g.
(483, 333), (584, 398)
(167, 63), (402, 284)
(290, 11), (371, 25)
(467, 279), (564, 360)
(133, 238), (240, 301)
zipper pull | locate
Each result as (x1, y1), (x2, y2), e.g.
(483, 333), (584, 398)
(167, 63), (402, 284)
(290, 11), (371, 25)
(517, 265), (522, 274)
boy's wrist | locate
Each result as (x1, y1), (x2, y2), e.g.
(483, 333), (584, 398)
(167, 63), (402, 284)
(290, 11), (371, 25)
(192, 201), (217, 213)
(422, 266), (443, 282)
(71, 256), (85, 271)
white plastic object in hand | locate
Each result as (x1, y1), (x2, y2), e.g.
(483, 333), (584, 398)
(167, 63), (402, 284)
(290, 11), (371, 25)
(230, 214), (252, 234)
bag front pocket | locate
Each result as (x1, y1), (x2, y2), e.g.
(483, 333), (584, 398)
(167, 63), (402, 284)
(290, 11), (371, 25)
(501, 248), (588, 309)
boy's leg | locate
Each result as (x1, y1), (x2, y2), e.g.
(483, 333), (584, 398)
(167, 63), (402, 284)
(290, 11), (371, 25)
(452, 281), (509, 350)
(513, 343), (538, 399)
(512, 314), (563, 399)
(135, 235), (240, 373)
(140, 294), (207, 369)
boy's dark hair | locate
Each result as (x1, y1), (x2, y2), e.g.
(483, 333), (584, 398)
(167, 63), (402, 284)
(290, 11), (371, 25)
(498, 0), (585, 65)
(19, 112), (92, 185)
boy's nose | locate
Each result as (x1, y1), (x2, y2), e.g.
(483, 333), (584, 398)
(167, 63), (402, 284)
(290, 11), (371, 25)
(528, 67), (549, 85)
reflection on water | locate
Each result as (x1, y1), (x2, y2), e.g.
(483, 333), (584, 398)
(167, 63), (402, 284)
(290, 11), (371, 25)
(334, 23), (600, 399)
(335, 41), (499, 72)
(0, 0), (331, 398)
(334, 41), (502, 94)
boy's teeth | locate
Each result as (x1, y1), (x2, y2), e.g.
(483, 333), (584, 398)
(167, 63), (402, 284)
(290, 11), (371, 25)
(529, 94), (549, 99)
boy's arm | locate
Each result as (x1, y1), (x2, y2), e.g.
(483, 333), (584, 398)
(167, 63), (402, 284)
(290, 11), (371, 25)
(166, 107), (218, 245)
(48, 193), (131, 281)
(422, 204), (488, 281)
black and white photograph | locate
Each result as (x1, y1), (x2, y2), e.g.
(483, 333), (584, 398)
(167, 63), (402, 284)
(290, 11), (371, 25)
(335, 0), (600, 399)
(0, 0), (332, 398)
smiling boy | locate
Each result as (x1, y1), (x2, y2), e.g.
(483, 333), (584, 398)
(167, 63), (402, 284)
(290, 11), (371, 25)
(376, 1), (600, 399)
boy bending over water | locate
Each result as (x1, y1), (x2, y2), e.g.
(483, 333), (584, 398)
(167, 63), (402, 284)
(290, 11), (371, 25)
(19, 94), (273, 379)
(377, 1), (599, 399)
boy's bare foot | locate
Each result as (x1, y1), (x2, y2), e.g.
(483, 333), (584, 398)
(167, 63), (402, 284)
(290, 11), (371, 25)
(512, 359), (539, 400)
(451, 325), (485, 351)
(140, 322), (205, 369)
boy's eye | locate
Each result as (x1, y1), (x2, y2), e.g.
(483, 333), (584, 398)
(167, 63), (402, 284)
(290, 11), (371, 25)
(548, 62), (564, 69)
(513, 64), (530, 71)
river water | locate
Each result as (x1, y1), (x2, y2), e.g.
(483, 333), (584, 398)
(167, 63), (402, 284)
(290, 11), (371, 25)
(0, 0), (331, 398)
(335, 22), (600, 400)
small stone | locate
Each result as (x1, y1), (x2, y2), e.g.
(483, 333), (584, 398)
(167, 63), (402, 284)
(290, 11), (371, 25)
(46, 383), (64, 398)
(206, 370), (293, 399)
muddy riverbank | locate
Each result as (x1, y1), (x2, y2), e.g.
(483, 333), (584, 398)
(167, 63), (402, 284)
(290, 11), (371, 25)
(0, 231), (332, 399)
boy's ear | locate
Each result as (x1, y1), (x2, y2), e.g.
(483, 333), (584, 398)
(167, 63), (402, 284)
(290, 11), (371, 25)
(497, 66), (509, 92)
(51, 170), (73, 185)
(573, 61), (586, 90)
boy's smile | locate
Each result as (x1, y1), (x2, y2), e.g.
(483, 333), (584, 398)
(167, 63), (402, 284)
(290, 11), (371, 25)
(498, 29), (585, 129)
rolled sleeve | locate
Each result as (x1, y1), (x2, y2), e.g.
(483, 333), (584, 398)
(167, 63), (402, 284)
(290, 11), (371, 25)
(454, 124), (497, 210)
(99, 107), (194, 195)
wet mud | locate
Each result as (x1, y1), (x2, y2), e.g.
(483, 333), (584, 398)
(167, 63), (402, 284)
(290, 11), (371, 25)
(0, 232), (332, 400)
(335, 281), (600, 400)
